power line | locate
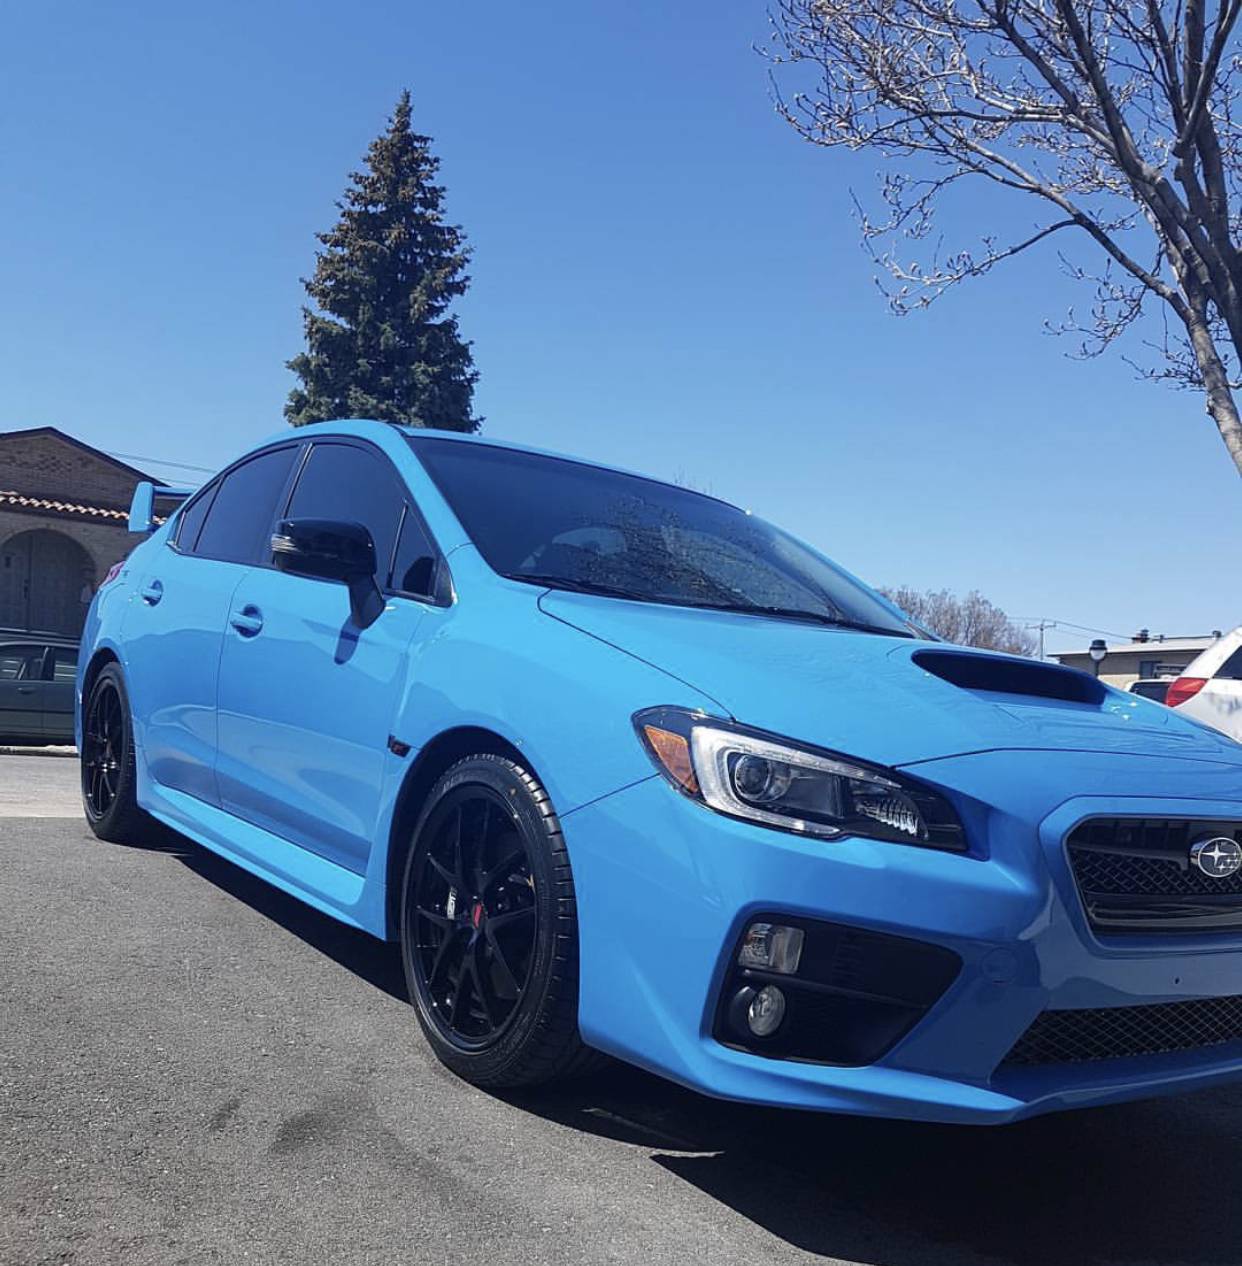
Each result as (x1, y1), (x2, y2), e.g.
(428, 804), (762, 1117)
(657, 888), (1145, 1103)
(1014, 616), (1130, 640)
(105, 449), (215, 476)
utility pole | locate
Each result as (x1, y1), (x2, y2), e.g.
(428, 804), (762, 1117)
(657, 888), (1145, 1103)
(1024, 619), (1057, 661)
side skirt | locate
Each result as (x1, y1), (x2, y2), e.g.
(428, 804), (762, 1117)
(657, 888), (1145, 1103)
(142, 782), (388, 938)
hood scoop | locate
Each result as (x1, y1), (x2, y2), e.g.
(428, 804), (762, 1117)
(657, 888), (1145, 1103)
(912, 649), (1105, 704)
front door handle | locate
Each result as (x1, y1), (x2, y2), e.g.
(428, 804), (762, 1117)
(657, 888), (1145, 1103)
(140, 579), (164, 606)
(17, 685), (36, 695)
(230, 605), (264, 638)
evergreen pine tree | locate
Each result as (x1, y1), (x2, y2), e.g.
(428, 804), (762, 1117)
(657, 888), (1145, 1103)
(286, 92), (479, 430)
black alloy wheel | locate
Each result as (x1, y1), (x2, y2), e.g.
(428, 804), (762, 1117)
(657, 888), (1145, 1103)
(411, 787), (537, 1048)
(82, 677), (124, 819)
(400, 753), (597, 1087)
(81, 663), (158, 845)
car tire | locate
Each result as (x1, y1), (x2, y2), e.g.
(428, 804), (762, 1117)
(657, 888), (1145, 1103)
(81, 663), (159, 845)
(399, 753), (598, 1088)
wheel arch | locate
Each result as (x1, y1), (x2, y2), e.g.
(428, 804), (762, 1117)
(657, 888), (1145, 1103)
(82, 646), (121, 696)
(79, 646), (122, 736)
(384, 725), (534, 938)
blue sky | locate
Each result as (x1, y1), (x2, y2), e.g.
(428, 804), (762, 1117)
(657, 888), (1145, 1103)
(1, 0), (1233, 655)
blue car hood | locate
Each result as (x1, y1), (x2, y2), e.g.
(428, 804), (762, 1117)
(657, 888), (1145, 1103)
(539, 593), (1242, 769)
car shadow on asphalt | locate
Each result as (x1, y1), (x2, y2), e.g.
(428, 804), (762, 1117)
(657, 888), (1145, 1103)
(506, 1057), (1242, 1266)
(129, 824), (1242, 1266)
(125, 819), (409, 1003)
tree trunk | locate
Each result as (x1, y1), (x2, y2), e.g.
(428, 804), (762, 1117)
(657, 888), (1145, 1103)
(1187, 312), (1242, 475)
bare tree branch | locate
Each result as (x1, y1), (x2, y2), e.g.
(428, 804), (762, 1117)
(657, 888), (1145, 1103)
(768, 0), (1242, 475)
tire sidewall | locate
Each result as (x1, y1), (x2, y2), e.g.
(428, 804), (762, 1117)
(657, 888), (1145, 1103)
(81, 663), (136, 831)
(400, 756), (566, 1081)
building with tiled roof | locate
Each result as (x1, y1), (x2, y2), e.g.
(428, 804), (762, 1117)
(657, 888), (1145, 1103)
(0, 427), (154, 636)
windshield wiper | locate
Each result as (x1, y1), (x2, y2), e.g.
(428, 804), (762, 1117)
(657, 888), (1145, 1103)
(510, 576), (915, 636)
(509, 573), (650, 601)
(691, 602), (917, 637)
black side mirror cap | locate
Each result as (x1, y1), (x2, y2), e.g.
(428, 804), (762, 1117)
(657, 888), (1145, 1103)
(271, 518), (384, 628)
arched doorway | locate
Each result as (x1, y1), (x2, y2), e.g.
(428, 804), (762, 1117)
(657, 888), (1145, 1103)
(0, 529), (96, 636)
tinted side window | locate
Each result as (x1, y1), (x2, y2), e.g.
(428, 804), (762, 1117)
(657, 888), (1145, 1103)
(1217, 648), (1242, 680)
(391, 507), (438, 597)
(193, 448), (298, 564)
(284, 443), (406, 585)
(175, 482), (218, 552)
(0, 645), (44, 680)
(47, 647), (78, 682)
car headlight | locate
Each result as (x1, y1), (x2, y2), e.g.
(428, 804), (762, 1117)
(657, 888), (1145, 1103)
(634, 707), (965, 851)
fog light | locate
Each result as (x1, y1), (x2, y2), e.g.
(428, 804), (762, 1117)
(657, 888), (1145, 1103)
(747, 985), (786, 1037)
(738, 922), (804, 974)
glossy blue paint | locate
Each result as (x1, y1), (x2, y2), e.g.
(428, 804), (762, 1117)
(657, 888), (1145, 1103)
(123, 545), (246, 806)
(214, 566), (426, 874)
(79, 419), (1242, 1123)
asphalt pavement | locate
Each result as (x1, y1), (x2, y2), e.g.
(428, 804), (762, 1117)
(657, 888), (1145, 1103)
(4, 754), (1242, 1265)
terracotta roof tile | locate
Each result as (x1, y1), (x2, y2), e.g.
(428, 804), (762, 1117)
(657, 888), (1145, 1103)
(0, 490), (129, 522)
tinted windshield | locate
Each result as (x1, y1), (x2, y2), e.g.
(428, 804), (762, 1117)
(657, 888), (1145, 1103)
(411, 437), (919, 636)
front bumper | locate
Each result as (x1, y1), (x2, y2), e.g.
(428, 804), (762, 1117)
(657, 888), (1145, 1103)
(562, 748), (1242, 1123)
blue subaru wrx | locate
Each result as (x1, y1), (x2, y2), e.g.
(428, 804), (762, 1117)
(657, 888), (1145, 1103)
(79, 420), (1242, 1122)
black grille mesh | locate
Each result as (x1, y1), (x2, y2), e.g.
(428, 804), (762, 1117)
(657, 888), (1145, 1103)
(1003, 995), (1242, 1066)
(1066, 818), (1242, 931)
(1070, 846), (1242, 897)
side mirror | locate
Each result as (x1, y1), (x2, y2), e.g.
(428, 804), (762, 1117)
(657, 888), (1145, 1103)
(271, 518), (384, 628)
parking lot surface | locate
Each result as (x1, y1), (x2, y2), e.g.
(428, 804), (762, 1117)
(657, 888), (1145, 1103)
(4, 756), (1242, 1265)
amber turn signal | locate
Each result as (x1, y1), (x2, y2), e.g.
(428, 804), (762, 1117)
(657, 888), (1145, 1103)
(642, 724), (699, 794)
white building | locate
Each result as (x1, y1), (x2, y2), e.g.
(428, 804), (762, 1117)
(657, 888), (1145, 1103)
(1052, 631), (1224, 688)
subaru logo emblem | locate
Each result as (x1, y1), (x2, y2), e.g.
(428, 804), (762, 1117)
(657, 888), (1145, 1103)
(1190, 835), (1242, 879)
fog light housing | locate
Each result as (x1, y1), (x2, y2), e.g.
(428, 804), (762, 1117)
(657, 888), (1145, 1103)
(738, 922), (804, 974)
(747, 985), (786, 1037)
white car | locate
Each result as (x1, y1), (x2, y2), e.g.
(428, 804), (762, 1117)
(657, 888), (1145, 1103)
(1165, 626), (1242, 739)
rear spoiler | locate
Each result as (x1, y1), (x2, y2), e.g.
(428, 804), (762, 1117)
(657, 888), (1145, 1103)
(128, 481), (195, 533)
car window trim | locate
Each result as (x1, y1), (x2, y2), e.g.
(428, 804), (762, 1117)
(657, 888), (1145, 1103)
(389, 501), (451, 605)
(170, 479), (219, 554)
(169, 442), (302, 565)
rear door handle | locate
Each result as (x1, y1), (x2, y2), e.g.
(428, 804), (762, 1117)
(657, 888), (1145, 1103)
(140, 579), (164, 606)
(230, 605), (264, 637)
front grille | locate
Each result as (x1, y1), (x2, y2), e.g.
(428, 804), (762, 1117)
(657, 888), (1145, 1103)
(1066, 818), (1242, 933)
(1003, 995), (1242, 1067)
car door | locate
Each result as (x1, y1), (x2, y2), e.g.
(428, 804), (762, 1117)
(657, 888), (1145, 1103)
(42, 644), (79, 743)
(0, 642), (49, 741)
(123, 444), (300, 806)
(215, 439), (443, 874)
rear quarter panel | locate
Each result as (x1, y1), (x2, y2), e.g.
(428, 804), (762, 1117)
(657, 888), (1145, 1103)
(75, 530), (163, 746)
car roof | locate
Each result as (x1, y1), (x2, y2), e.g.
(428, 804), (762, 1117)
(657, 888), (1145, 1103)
(265, 419), (744, 513)
(1182, 625), (1242, 677)
(0, 630), (78, 645)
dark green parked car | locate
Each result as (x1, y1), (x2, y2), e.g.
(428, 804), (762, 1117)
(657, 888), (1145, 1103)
(0, 632), (79, 745)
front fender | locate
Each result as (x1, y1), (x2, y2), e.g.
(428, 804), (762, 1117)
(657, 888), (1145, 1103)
(386, 566), (719, 817)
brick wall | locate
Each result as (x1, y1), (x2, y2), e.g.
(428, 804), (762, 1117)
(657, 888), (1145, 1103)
(0, 431), (147, 509)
